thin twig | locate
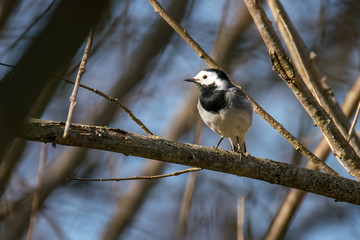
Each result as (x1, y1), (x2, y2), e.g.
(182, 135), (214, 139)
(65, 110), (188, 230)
(348, 101), (360, 141)
(26, 143), (47, 240)
(0, 62), (15, 68)
(244, 91), (339, 176)
(146, 0), (339, 176)
(64, 28), (94, 138)
(62, 78), (154, 136)
(66, 167), (201, 182)
(147, 0), (219, 68)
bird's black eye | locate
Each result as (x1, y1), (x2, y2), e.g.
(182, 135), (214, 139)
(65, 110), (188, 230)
(203, 75), (207, 79)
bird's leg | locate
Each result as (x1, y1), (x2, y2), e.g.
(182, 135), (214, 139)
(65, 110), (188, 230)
(215, 137), (224, 149)
(236, 136), (244, 159)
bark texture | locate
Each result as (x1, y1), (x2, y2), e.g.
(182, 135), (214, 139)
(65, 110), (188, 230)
(20, 118), (360, 205)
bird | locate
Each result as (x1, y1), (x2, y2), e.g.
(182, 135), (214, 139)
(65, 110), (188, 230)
(184, 68), (253, 154)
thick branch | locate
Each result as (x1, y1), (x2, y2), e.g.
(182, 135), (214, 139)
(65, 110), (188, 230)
(19, 118), (360, 205)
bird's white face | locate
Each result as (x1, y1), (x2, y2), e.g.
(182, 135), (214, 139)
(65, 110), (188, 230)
(192, 70), (228, 90)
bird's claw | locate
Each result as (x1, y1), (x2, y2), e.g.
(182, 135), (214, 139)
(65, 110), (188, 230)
(213, 146), (223, 150)
(234, 149), (246, 161)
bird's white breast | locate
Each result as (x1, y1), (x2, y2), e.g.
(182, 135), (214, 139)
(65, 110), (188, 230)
(197, 99), (252, 139)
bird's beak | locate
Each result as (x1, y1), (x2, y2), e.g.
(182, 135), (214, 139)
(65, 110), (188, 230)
(184, 78), (197, 83)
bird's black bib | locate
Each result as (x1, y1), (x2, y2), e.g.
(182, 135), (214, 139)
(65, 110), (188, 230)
(199, 84), (227, 114)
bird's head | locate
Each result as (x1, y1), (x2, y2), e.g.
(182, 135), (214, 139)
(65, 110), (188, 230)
(184, 69), (232, 91)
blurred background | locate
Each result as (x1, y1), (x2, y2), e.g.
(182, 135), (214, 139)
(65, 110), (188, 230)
(0, 0), (359, 239)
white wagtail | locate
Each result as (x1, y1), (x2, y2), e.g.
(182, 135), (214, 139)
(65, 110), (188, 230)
(185, 69), (253, 154)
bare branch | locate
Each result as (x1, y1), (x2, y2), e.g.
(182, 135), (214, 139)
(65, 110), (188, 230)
(66, 167), (201, 181)
(19, 118), (360, 205)
(348, 101), (360, 141)
(147, 0), (219, 68)
(0, 62), (15, 68)
(64, 28), (94, 138)
(244, 93), (339, 176)
(62, 78), (154, 136)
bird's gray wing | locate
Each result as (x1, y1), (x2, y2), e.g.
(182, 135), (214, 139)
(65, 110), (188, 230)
(226, 87), (252, 111)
